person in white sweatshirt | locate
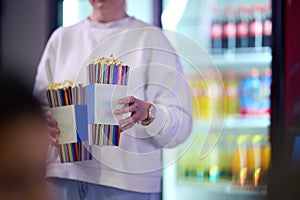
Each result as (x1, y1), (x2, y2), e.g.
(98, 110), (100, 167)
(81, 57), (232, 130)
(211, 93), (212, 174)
(34, 0), (193, 199)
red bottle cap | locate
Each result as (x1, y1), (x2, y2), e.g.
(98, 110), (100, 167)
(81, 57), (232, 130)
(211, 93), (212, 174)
(225, 6), (235, 14)
(239, 6), (249, 13)
(253, 3), (263, 11)
(212, 7), (221, 14)
(266, 3), (272, 10)
(250, 68), (260, 77)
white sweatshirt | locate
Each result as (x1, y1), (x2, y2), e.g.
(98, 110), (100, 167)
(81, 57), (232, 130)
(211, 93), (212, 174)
(34, 17), (192, 193)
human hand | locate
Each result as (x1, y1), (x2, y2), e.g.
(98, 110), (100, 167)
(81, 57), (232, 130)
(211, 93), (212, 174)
(114, 96), (151, 130)
(46, 115), (60, 146)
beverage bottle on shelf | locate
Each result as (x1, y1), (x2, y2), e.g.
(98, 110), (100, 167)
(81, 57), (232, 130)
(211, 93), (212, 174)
(262, 3), (272, 47)
(222, 6), (237, 51)
(196, 135), (209, 180)
(189, 145), (199, 178)
(198, 71), (212, 119)
(181, 147), (195, 178)
(188, 73), (201, 119)
(261, 134), (271, 185)
(176, 145), (190, 178)
(248, 4), (263, 48)
(236, 6), (250, 48)
(247, 134), (263, 187)
(207, 70), (225, 116)
(224, 71), (240, 115)
(180, 134), (211, 179)
(232, 134), (249, 186)
(176, 153), (187, 178)
(211, 7), (223, 53)
(260, 68), (272, 115)
(239, 68), (262, 115)
(220, 134), (235, 180)
(207, 134), (220, 182)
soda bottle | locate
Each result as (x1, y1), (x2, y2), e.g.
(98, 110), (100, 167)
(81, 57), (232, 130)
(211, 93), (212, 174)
(220, 134), (235, 180)
(248, 134), (263, 187)
(208, 134), (220, 182)
(260, 68), (272, 115)
(236, 6), (250, 48)
(261, 134), (271, 186)
(262, 3), (272, 47)
(248, 4), (263, 48)
(176, 150), (188, 178)
(222, 6), (237, 51)
(211, 7), (223, 53)
(224, 71), (240, 114)
(197, 71), (211, 119)
(232, 134), (249, 186)
(179, 144), (196, 178)
(207, 70), (224, 116)
(239, 68), (261, 115)
(187, 73), (201, 119)
(195, 135), (208, 180)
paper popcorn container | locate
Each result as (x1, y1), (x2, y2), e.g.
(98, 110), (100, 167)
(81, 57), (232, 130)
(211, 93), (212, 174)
(50, 105), (92, 163)
(86, 84), (127, 125)
(88, 124), (121, 146)
(58, 141), (92, 163)
(86, 84), (127, 146)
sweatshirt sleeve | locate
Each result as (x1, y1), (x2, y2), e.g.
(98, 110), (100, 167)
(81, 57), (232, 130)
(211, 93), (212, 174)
(144, 32), (193, 149)
(33, 31), (58, 109)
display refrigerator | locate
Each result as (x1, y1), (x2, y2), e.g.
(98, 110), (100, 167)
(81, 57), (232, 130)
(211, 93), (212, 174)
(161, 0), (272, 199)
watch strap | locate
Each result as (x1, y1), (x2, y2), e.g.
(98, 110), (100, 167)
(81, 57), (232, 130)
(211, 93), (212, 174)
(141, 104), (154, 126)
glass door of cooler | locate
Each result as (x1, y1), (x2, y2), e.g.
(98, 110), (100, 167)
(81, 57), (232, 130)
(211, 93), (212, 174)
(161, 0), (272, 200)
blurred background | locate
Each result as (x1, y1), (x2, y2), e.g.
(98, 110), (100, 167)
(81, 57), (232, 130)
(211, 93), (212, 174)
(1, 0), (300, 200)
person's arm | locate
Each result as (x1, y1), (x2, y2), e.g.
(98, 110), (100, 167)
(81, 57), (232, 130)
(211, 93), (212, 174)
(143, 53), (193, 148)
(115, 31), (193, 148)
(33, 31), (60, 145)
(33, 38), (56, 108)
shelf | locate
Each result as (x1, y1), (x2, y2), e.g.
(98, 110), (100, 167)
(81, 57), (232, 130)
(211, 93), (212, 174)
(193, 114), (270, 133)
(177, 179), (267, 197)
(223, 114), (270, 129)
(163, 115), (270, 200)
(163, 164), (267, 200)
(211, 48), (272, 71)
(185, 48), (272, 72)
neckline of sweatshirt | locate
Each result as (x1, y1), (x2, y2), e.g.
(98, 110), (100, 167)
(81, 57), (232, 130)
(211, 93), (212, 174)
(82, 16), (135, 29)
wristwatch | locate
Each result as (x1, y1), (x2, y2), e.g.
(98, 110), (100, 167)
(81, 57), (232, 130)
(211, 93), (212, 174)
(141, 104), (156, 126)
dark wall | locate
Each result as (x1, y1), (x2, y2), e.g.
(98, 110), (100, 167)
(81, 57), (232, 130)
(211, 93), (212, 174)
(0, 0), (55, 88)
(269, 0), (300, 199)
(0, 1), (2, 67)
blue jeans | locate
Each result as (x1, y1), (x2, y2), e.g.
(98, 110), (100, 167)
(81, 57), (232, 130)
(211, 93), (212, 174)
(47, 178), (161, 200)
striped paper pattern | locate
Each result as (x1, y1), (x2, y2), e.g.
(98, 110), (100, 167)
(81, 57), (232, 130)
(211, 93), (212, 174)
(88, 63), (129, 86)
(58, 142), (92, 163)
(46, 84), (90, 163)
(46, 85), (86, 108)
(88, 124), (121, 146)
(87, 57), (129, 147)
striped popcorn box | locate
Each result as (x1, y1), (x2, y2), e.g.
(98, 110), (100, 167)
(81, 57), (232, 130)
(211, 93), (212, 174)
(58, 141), (92, 163)
(86, 84), (127, 147)
(88, 124), (121, 146)
(86, 84), (127, 125)
(86, 55), (130, 147)
(50, 105), (91, 163)
(87, 55), (129, 85)
(47, 81), (91, 163)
